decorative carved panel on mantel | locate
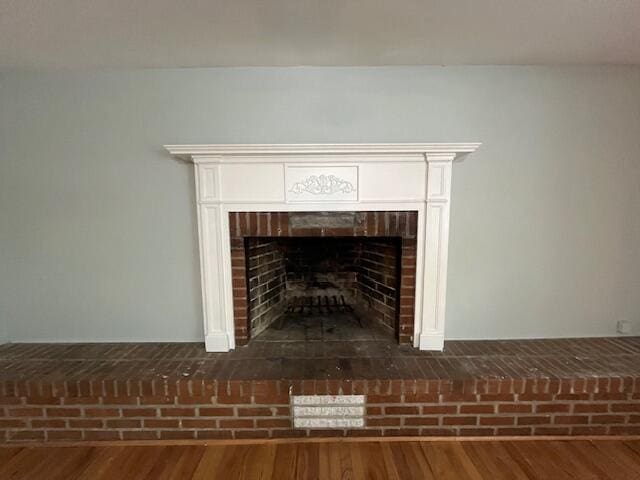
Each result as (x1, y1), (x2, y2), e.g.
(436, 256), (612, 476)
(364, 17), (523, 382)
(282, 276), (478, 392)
(286, 166), (358, 203)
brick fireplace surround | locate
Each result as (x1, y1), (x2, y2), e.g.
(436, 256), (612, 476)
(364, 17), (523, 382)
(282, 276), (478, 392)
(230, 211), (418, 345)
(165, 143), (483, 352)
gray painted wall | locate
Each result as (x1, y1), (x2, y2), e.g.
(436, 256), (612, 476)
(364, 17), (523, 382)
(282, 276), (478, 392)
(1, 66), (639, 343)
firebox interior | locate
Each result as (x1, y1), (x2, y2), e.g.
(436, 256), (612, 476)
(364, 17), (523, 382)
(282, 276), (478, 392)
(245, 237), (402, 341)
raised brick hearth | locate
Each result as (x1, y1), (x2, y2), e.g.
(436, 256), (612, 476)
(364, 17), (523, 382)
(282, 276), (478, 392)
(1, 337), (640, 442)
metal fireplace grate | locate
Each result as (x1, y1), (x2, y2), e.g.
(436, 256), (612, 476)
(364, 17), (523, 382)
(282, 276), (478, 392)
(285, 294), (354, 315)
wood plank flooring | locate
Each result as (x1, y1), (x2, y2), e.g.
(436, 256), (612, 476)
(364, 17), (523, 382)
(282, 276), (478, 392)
(0, 439), (639, 479)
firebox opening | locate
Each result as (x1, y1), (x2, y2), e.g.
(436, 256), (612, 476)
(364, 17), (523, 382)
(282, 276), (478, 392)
(245, 236), (402, 341)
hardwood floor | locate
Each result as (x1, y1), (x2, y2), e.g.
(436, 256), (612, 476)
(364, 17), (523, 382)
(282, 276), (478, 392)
(0, 439), (639, 479)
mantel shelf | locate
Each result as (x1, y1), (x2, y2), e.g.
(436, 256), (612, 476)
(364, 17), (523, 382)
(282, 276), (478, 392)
(165, 142), (481, 160)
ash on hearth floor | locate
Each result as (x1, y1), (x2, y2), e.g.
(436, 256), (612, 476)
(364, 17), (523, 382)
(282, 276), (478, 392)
(255, 313), (394, 343)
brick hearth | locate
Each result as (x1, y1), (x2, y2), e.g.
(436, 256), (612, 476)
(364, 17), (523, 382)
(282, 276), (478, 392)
(1, 337), (640, 442)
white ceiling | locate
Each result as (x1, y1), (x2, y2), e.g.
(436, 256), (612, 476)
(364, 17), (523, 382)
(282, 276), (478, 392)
(1, 0), (639, 69)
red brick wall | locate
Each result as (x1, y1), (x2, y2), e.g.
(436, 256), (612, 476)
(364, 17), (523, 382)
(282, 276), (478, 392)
(399, 238), (417, 343)
(357, 239), (400, 331)
(245, 239), (287, 336)
(1, 377), (639, 442)
(229, 211), (418, 345)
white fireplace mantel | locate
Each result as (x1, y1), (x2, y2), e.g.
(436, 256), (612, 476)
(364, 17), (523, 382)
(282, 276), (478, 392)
(166, 143), (480, 352)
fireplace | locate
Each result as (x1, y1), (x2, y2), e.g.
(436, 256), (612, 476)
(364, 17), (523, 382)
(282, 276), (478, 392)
(230, 211), (418, 344)
(166, 143), (480, 351)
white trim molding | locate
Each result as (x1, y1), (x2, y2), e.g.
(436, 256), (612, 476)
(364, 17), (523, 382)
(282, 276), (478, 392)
(166, 143), (480, 352)
(165, 143), (481, 158)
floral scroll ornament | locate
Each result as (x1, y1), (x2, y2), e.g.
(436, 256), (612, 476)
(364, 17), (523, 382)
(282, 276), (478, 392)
(289, 174), (356, 195)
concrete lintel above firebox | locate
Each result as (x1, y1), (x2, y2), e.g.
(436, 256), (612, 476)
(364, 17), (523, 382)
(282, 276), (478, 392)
(166, 143), (480, 352)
